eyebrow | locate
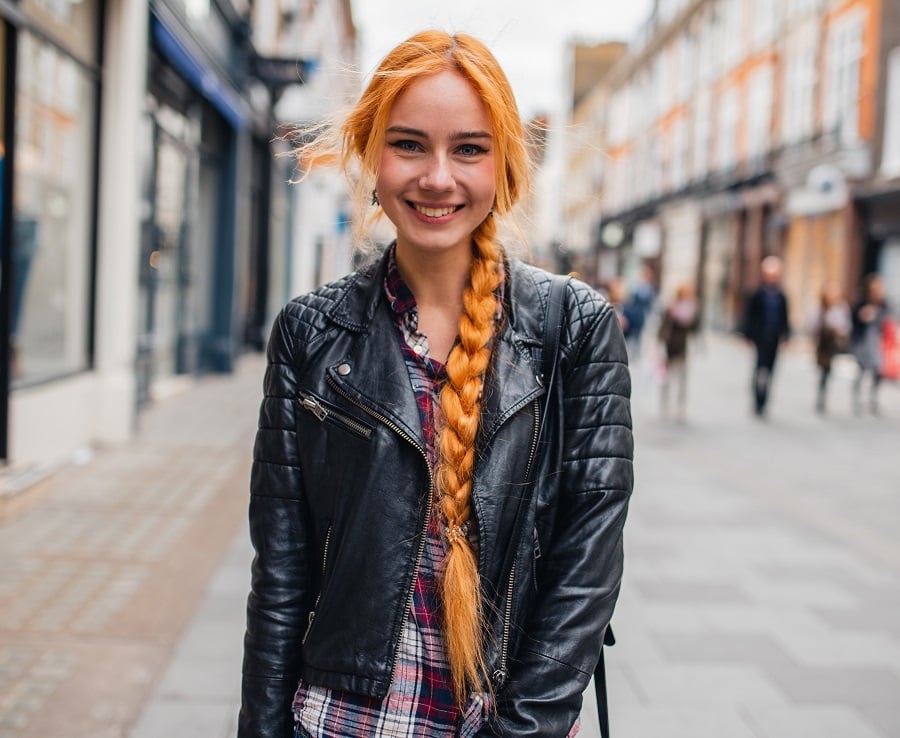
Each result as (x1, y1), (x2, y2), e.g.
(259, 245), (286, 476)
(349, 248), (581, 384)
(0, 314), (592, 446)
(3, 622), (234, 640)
(385, 126), (493, 141)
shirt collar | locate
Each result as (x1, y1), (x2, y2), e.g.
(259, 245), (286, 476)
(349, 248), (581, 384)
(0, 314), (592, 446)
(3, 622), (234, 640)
(382, 241), (506, 322)
(384, 243), (417, 318)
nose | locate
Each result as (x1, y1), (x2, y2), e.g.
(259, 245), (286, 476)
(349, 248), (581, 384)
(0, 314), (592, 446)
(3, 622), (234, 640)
(419, 152), (455, 191)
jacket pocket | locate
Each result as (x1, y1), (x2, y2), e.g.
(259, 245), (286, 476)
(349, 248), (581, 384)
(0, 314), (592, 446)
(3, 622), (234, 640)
(297, 389), (374, 440)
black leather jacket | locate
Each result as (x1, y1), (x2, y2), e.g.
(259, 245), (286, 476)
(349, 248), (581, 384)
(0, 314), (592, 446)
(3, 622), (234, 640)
(240, 251), (633, 737)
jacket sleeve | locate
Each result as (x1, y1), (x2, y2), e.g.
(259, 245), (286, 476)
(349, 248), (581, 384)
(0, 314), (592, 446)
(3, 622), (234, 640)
(239, 306), (312, 738)
(479, 296), (634, 737)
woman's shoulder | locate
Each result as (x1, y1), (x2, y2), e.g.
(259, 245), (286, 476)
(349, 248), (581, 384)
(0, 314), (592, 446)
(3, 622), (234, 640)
(508, 259), (610, 317)
(507, 259), (618, 354)
(276, 258), (382, 338)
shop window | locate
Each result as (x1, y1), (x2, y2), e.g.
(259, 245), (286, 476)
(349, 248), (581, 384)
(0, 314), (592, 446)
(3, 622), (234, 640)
(21, 0), (99, 62)
(11, 31), (95, 385)
(880, 47), (900, 178)
(823, 7), (865, 145)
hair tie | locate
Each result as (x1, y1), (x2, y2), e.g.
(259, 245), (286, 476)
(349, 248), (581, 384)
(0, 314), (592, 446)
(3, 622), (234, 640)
(444, 522), (470, 545)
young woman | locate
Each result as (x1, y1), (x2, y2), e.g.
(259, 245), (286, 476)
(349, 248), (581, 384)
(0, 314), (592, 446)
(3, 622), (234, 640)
(657, 282), (700, 420)
(851, 273), (890, 415)
(813, 285), (851, 414)
(239, 31), (633, 738)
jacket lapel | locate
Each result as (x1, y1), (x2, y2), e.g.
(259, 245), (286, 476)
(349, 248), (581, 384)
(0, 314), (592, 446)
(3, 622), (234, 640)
(325, 252), (425, 449)
(324, 250), (547, 451)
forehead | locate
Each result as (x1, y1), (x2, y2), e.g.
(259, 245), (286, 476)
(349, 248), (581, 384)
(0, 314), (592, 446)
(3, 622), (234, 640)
(388, 69), (492, 133)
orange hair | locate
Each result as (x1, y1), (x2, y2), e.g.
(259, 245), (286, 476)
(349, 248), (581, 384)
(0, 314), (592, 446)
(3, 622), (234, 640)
(305, 30), (531, 704)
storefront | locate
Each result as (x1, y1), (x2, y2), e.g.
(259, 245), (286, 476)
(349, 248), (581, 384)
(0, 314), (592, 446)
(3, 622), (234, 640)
(0, 0), (281, 469)
(134, 1), (255, 405)
(857, 186), (900, 308)
(0, 0), (103, 460)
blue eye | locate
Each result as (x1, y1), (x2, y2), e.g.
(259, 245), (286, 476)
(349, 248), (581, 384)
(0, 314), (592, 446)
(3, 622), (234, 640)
(458, 143), (487, 156)
(389, 140), (421, 153)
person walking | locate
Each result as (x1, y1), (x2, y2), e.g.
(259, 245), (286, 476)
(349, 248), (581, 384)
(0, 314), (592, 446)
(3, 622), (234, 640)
(239, 31), (634, 738)
(851, 273), (890, 415)
(813, 285), (851, 414)
(657, 282), (700, 421)
(740, 255), (790, 417)
(623, 266), (656, 358)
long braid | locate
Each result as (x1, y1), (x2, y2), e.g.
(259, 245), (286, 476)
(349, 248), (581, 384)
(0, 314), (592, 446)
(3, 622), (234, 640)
(435, 216), (502, 705)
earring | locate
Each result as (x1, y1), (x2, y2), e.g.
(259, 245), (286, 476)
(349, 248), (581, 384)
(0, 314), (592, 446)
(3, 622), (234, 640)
(371, 189), (379, 206)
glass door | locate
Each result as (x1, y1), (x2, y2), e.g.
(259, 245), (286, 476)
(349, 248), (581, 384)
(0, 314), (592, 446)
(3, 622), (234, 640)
(137, 101), (199, 405)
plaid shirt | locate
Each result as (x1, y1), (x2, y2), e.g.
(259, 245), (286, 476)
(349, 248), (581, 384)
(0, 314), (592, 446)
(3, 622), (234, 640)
(292, 247), (489, 737)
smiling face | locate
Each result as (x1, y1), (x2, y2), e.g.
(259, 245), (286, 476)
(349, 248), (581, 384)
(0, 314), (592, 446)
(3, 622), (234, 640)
(375, 69), (497, 263)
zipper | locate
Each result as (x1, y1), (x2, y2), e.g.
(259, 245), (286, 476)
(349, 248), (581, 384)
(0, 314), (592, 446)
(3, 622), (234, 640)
(494, 399), (539, 685)
(297, 389), (373, 439)
(493, 555), (517, 688)
(325, 375), (434, 689)
(521, 398), (541, 484)
(302, 524), (333, 644)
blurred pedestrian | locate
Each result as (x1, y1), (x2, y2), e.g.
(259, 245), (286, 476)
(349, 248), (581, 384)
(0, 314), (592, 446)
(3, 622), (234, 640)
(813, 285), (851, 414)
(740, 255), (790, 417)
(606, 276), (629, 335)
(657, 282), (700, 421)
(239, 30), (634, 738)
(623, 265), (656, 358)
(851, 273), (890, 415)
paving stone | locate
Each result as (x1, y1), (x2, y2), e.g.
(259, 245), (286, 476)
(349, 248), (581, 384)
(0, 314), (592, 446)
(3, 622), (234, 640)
(767, 664), (900, 705)
(608, 703), (761, 738)
(856, 703), (900, 738)
(772, 629), (900, 671)
(625, 664), (788, 708)
(0, 355), (264, 738)
(651, 632), (794, 670)
(632, 578), (752, 604)
(123, 699), (236, 738)
(742, 705), (887, 738)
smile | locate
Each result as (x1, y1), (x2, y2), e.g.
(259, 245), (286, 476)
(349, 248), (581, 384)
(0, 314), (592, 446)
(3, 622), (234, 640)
(412, 203), (460, 218)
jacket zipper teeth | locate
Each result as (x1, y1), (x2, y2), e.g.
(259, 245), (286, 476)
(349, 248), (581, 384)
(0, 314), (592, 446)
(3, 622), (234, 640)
(521, 398), (541, 483)
(297, 390), (373, 438)
(494, 399), (539, 681)
(325, 376), (434, 689)
(303, 525), (333, 644)
(498, 556), (517, 681)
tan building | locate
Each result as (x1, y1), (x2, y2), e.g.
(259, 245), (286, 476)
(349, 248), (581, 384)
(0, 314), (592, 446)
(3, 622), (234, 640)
(561, 42), (628, 284)
(577, 0), (900, 329)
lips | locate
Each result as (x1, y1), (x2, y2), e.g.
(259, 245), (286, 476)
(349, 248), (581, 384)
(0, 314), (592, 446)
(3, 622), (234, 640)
(412, 203), (460, 218)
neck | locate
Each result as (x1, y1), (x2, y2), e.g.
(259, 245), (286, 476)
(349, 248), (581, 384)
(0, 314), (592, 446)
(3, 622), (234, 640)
(394, 242), (472, 310)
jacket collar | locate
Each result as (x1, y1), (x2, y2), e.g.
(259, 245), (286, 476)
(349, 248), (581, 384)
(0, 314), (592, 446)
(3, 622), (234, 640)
(325, 248), (545, 445)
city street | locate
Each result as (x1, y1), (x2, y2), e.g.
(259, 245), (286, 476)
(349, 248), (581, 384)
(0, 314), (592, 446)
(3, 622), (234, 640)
(1, 332), (899, 738)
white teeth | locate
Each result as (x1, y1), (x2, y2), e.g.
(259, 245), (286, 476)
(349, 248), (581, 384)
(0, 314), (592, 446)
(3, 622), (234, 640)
(415, 205), (456, 218)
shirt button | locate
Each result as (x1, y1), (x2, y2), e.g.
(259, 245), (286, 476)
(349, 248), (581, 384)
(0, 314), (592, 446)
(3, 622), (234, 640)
(337, 363), (352, 376)
(413, 345), (425, 356)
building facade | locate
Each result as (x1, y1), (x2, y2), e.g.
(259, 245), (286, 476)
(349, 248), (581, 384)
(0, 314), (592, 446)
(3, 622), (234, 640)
(561, 41), (628, 284)
(0, 0), (356, 477)
(583, 0), (900, 330)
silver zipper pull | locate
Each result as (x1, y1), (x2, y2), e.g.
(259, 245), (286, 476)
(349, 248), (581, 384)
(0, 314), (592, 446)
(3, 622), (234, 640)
(302, 610), (316, 643)
(298, 392), (328, 421)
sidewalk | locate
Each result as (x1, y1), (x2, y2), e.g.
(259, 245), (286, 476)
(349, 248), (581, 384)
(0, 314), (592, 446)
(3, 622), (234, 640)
(0, 354), (264, 738)
(612, 333), (900, 738)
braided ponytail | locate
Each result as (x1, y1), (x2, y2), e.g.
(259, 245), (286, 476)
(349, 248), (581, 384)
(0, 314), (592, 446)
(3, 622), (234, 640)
(435, 216), (502, 705)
